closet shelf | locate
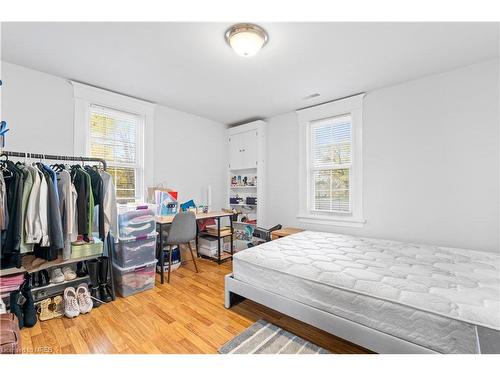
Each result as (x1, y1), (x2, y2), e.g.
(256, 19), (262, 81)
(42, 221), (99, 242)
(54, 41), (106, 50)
(21, 253), (103, 274)
(31, 275), (91, 292)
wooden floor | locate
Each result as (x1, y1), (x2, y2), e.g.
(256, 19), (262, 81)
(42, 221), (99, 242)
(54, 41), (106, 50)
(21, 259), (371, 354)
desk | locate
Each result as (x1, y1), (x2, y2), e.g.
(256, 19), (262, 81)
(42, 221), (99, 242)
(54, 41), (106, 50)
(156, 211), (234, 284)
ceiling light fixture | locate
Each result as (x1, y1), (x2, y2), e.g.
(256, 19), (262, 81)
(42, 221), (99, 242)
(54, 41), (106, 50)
(225, 23), (268, 57)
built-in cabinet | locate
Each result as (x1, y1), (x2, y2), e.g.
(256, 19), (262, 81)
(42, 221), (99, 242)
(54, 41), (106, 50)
(228, 129), (258, 170)
(227, 120), (266, 251)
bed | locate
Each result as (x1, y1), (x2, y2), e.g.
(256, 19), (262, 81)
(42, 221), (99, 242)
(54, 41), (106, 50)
(225, 231), (500, 354)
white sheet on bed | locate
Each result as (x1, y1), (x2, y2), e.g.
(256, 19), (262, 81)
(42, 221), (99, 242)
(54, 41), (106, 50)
(232, 231), (500, 353)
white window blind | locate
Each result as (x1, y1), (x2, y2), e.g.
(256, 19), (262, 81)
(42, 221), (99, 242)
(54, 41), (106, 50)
(310, 114), (352, 213)
(89, 104), (143, 203)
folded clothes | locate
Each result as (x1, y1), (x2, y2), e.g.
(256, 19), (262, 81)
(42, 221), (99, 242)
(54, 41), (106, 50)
(0, 274), (25, 293)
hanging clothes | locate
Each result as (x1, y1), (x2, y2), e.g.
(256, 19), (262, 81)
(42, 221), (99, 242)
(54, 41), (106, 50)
(33, 164), (63, 261)
(70, 166), (94, 242)
(0, 173), (8, 262)
(85, 166), (104, 240)
(1, 161), (24, 268)
(58, 169), (78, 259)
(18, 164), (34, 254)
(99, 170), (118, 238)
(24, 165), (43, 245)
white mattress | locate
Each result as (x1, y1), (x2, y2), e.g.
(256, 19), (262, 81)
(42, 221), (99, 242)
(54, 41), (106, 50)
(233, 231), (500, 353)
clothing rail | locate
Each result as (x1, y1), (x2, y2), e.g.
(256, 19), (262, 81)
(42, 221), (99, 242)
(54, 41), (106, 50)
(0, 149), (116, 302)
(0, 150), (107, 170)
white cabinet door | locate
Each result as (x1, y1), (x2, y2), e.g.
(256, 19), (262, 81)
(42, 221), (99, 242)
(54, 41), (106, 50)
(242, 130), (258, 169)
(228, 133), (244, 170)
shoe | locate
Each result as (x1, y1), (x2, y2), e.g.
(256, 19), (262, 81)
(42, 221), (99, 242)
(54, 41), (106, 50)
(0, 298), (7, 314)
(52, 295), (64, 318)
(76, 283), (93, 314)
(62, 266), (77, 281)
(31, 273), (39, 288)
(37, 298), (55, 321)
(76, 262), (87, 277)
(98, 257), (113, 303)
(21, 285), (37, 328)
(50, 268), (65, 284)
(9, 290), (25, 329)
(63, 287), (80, 318)
(86, 260), (102, 308)
(40, 270), (50, 286)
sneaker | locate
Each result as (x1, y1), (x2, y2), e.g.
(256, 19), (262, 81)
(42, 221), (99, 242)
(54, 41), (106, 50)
(50, 268), (65, 284)
(76, 283), (93, 314)
(37, 298), (55, 321)
(62, 266), (77, 281)
(63, 287), (80, 318)
(0, 298), (6, 314)
(52, 295), (64, 318)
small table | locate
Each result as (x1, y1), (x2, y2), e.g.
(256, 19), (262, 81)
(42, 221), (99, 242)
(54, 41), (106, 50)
(156, 211), (234, 284)
(270, 227), (304, 241)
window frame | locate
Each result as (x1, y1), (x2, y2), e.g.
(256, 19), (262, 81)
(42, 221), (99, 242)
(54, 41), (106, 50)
(72, 82), (155, 204)
(297, 93), (366, 228)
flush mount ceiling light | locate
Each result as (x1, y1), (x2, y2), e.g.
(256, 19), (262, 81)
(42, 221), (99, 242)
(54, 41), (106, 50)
(225, 23), (268, 57)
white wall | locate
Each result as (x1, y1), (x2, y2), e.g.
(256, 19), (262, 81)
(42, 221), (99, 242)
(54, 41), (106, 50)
(1, 61), (74, 154)
(153, 105), (227, 210)
(0, 61), (228, 209)
(266, 60), (499, 252)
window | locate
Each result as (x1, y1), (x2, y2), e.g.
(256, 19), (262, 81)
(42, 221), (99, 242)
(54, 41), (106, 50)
(89, 105), (143, 204)
(297, 94), (365, 227)
(72, 82), (155, 204)
(310, 115), (352, 213)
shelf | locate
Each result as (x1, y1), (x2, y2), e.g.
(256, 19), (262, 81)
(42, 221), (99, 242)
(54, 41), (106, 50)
(22, 254), (102, 274)
(230, 185), (257, 189)
(233, 221), (257, 226)
(230, 203), (257, 207)
(229, 167), (257, 172)
(0, 266), (26, 277)
(31, 275), (90, 292)
(200, 252), (233, 262)
(199, 232), (233, 239)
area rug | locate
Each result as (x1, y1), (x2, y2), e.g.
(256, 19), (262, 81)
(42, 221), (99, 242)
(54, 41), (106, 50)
(218, 319), (331, 354)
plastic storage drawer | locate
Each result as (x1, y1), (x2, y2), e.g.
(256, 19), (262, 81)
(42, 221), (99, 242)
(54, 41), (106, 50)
(112, 260), (157, 297)
(114, 232), (158, 268)
(118, 209), (156, 239)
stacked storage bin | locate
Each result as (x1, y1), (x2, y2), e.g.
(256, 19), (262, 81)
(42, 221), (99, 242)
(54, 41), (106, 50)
(113, 208), (158, 297)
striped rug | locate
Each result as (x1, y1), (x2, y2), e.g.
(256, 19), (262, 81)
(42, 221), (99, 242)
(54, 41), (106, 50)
(218, 320), (331, 354)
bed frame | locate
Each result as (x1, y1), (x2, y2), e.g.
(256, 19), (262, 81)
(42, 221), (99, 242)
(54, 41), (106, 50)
(224, 273), (437, 354)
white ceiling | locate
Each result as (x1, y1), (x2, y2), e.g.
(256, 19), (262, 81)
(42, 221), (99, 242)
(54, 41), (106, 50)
(1, 22), (498, 124)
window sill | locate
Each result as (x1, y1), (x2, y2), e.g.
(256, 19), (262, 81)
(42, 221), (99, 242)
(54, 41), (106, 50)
(296, 214), (366, 228)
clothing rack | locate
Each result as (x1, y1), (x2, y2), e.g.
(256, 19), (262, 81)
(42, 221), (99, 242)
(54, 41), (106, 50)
(0, 150), (116, 303)
(0, 151), (107, 170)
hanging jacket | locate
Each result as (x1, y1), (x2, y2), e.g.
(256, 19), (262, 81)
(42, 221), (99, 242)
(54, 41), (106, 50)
(33, 165), (63, 261)
(58, 169), (77, 259)
(85, 166), (104, 240)
(1, 161), (24, 268)
(24, 165), (43, 245)
(18, 164), (34, 254)
(100, 170), (118, 238)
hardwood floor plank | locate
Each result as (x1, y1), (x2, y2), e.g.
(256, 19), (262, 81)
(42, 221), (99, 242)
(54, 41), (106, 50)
(20, 259), (371, 354)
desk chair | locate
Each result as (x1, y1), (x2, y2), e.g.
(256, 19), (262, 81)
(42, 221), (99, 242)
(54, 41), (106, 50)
(164, 211), (199, 283)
